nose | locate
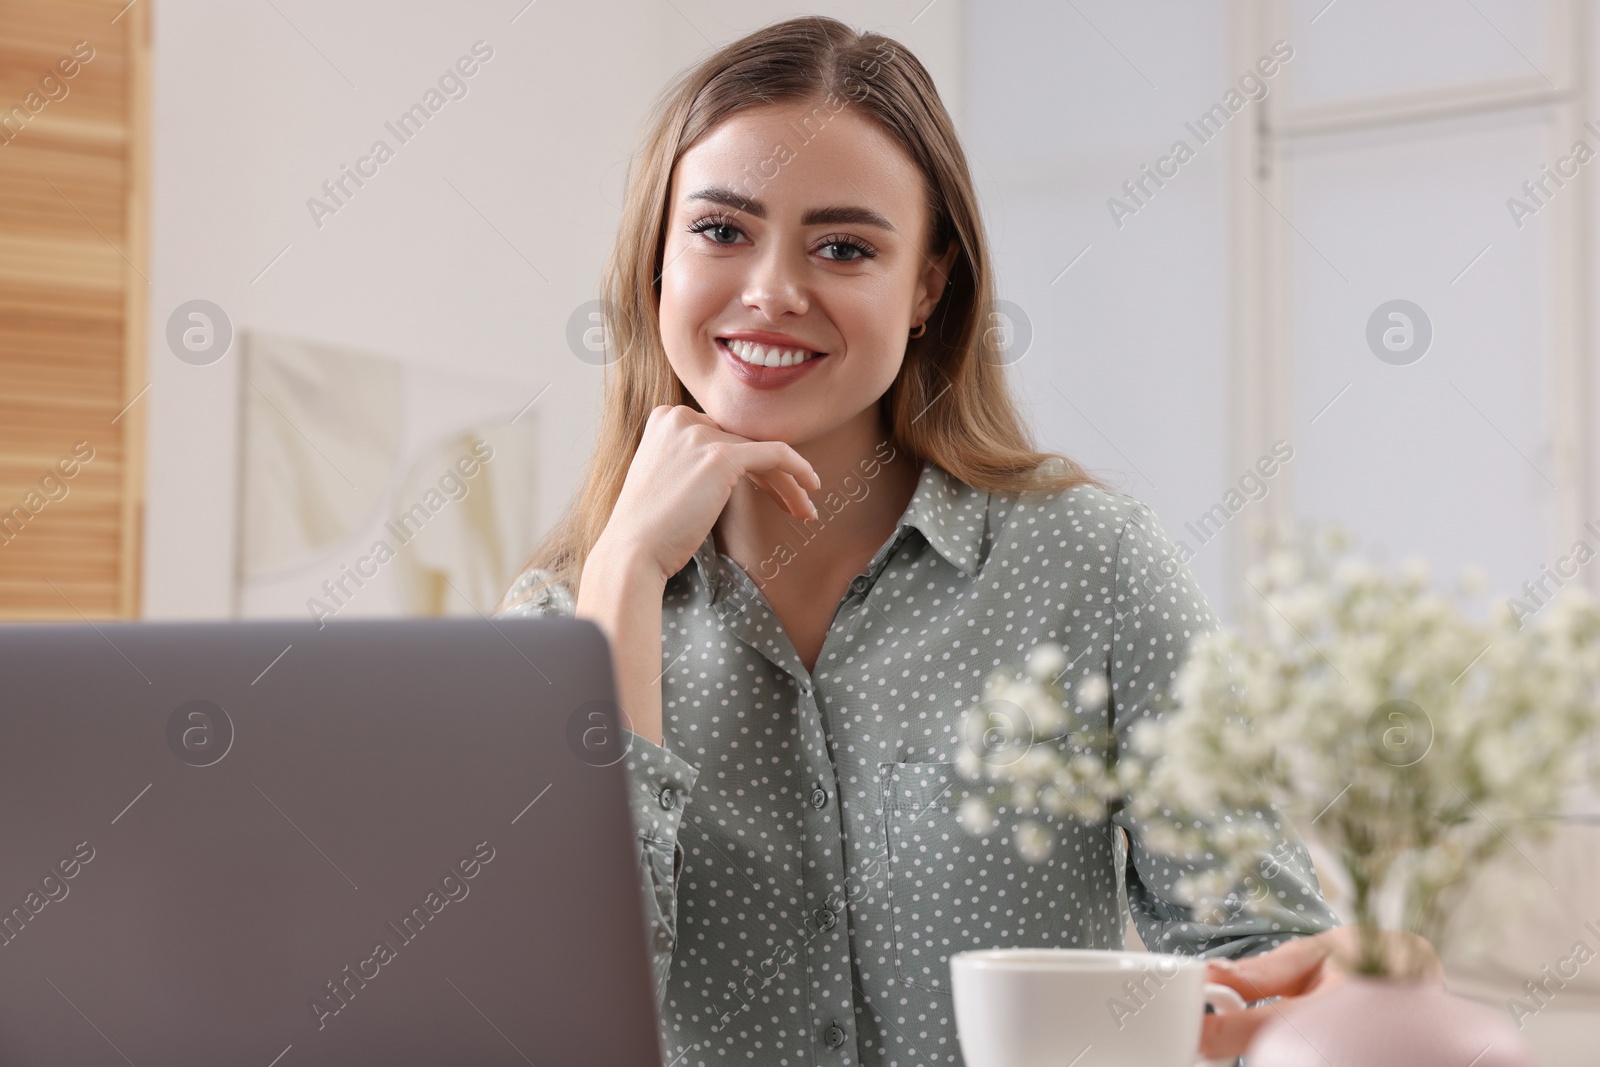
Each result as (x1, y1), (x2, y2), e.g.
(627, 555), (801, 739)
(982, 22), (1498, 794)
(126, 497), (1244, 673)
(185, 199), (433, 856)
(740, 240), (810, 320)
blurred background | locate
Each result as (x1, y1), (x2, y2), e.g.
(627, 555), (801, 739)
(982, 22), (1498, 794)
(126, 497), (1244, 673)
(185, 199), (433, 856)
(1, 0), (1597, 1060)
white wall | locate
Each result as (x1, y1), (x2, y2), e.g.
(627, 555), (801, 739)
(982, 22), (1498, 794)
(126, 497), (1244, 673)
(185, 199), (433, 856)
(143, 0), (965, 618)
(965, 0), (1600, 625)
(964, 0), (1236, 612)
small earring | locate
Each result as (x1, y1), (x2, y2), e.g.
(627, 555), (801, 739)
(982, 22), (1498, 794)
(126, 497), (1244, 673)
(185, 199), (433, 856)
(909, 322), (927, 339)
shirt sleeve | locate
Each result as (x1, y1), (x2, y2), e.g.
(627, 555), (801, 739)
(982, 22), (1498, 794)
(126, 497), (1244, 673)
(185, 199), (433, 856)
(1105, 502), (1342, 961)
(494, 566), (699, 1010)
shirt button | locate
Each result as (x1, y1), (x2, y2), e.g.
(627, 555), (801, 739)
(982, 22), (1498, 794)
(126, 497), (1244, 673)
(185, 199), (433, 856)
(810, 787), (829, 810)
(823, 1023), (846, 1048)
(658, 787), (677, 810)
(799, 680), (813, 696)
(849, 575), (870, 596)
(816, 907), (837, 930)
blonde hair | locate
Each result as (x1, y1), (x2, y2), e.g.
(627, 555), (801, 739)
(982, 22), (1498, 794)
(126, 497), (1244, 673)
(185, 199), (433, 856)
(498, 14), (1110, 613)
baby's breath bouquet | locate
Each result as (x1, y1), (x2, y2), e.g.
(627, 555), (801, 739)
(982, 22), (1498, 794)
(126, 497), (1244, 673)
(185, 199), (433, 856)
(954, 644), (1121, 863)
(957, 520), (1600, 978)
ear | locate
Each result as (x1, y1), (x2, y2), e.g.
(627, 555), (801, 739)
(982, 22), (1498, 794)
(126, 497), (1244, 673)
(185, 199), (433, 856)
(911, 239), (959, 327)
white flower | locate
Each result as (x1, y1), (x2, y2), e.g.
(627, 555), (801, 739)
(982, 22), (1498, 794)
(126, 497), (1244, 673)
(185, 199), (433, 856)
(1020, 686), (1068, 737)
(959, 796), (996, 835)
(1077, 672), (1110, 712)
(1333, 556), (1376, 590)
(1026, 642), (1068, 682)
(1016, 821), (1053, 863)
(952, 519), (1600, 970)
(1263, 549), (1304, 588)
(1129, 719), (1163, 756)
(1399, 555), (1431, 588)
(1314, 523), (1352, 557)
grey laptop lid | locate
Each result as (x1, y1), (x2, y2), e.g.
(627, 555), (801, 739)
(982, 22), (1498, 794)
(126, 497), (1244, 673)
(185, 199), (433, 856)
(0, 617), (660, 1066)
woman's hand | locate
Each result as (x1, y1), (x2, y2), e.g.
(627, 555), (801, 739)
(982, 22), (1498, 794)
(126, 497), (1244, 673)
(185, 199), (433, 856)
(1197, 926), (1443, 1060)
(602, 404), (821, 587)
(577, 404), (820, 746)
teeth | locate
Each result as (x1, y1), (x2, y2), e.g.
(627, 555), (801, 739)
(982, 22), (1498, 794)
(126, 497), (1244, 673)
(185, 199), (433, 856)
(724, 338), (817, 368)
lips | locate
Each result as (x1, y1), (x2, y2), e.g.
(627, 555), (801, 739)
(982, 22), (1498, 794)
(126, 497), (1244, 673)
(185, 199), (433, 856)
(716, 338), (829, 389)
(718, 336), (826, 368)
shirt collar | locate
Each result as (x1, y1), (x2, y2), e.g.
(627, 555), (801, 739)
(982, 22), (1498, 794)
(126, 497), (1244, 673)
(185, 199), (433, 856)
(896, 457), (991, 575)
(686, 457), (992, 597)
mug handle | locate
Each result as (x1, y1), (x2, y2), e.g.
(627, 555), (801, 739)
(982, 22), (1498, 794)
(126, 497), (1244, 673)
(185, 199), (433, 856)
(1191, 982), (1249, 1067)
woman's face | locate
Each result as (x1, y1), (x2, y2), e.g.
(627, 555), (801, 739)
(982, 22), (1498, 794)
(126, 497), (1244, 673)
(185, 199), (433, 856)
(657, 97), (957, 447)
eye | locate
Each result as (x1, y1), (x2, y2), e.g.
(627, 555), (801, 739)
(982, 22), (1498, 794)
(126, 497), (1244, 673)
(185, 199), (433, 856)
(687, 213), (745, 246)
(817, 234), (877, 262)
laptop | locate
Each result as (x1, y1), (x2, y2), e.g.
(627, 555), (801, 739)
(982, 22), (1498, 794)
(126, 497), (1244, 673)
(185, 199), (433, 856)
(0, 616), (661, 1066)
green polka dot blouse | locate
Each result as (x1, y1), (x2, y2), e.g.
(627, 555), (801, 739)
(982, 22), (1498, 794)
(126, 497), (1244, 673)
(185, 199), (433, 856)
(495, 458), (1339, 1065)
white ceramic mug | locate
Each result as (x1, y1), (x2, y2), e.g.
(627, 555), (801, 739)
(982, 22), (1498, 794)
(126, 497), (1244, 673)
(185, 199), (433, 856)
(951, 948), (1248, 1067)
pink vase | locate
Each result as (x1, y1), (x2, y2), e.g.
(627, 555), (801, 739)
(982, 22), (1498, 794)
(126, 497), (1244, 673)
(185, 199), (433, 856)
(1245, 974), (1535, 1066)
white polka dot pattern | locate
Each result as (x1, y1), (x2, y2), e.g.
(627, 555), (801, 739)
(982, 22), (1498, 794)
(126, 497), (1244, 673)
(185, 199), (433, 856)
(496, 459), (1340, 1065)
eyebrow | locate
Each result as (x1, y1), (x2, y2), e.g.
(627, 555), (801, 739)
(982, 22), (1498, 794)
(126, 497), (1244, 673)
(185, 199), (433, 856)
(685, 186), (896, 231)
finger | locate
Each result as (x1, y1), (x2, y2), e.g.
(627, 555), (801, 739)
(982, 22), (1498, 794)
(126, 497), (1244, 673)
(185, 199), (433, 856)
(689, 430), (819, 519)
(727, 441), (820, 507)
(688, 420), (812, 478)
(742, 440), (821, 490)
(773, 471), (819, 520)
(1383, 930), (1446, 983)
(690, 419), (822, 491)
(1198, 1000), (1284, 1060)
(1204, 939), (1332, 1002)
(697, 441), (814, 521)
(740, 470), (786, 514)
(746, 470), (816, 520)
(651, 403), (700, 436)
(769, 470), (817, 520)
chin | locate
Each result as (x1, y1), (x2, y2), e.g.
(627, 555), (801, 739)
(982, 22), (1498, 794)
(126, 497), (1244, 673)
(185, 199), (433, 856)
(708, 411), (802, 444)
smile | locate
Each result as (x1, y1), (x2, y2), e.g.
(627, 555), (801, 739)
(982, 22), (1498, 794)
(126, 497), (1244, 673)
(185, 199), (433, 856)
(719, 337), (825, 367)
(715, 337), (831, 390)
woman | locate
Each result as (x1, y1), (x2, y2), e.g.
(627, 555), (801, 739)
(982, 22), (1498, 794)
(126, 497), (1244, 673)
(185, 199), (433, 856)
(496, 15), (1430, 1064)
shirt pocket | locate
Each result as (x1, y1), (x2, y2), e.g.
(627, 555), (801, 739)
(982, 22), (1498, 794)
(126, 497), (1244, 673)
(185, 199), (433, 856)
(879, 749), (1125, 995)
